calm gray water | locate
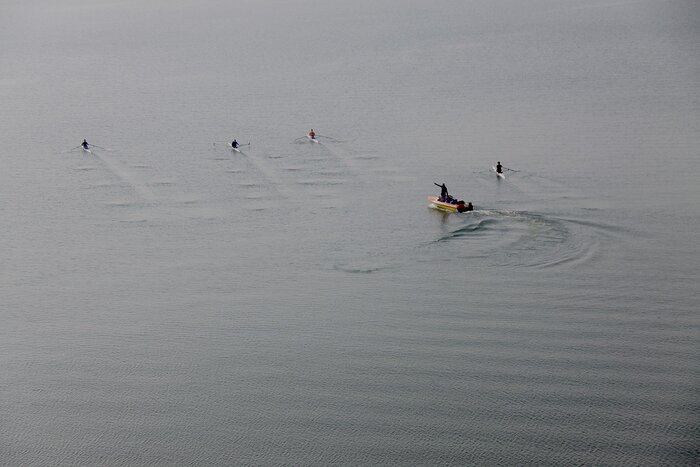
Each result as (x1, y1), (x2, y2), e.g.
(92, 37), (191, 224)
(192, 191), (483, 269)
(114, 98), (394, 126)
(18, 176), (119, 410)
(2, 0), (699, 465)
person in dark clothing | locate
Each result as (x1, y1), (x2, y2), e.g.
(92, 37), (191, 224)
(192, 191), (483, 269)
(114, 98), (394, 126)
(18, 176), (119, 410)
(231, 139), (238, 149)
(82, 139), (89, 149)
(434, 182), (448, 200)
(456, 201), (474, 212)
(496, 162), (503, 174)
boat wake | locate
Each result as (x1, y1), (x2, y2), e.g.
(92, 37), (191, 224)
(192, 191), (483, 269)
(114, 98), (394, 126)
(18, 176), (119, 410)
(435, 217), (500, 240)
(229, 147), (289, 199)
(333, 263), (390, 274)
(91, 151), (158, 205)
(75, 150), (218, 223)
(429, 210), (618, 270)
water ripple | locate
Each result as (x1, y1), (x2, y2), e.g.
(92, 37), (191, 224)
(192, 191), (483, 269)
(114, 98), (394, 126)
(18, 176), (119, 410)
(429, 210), (619, 270)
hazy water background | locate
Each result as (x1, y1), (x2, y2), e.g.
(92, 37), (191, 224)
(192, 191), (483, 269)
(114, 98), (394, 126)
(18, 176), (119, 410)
(1, 0), (698, 464)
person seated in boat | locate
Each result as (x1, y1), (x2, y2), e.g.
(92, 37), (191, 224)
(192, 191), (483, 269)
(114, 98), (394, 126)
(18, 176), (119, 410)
(459, 201), (474, 212)
(308, 129), (316, 139)
(82, 139), (89, 149)
(231, 139), (238, 149)
(434, 182), (448, 201)
(496, 162), (503, 174)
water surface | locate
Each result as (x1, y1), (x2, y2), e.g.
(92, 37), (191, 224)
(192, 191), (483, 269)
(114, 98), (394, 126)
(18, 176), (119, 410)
(1, 0), (698, 464)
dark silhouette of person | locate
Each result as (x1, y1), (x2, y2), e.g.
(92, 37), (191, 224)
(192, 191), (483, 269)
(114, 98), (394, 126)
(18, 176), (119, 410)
(434, 182), (448, 199)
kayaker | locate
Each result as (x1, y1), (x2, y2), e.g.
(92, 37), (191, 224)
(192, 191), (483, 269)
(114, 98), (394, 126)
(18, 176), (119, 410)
(231, 139), (238, 149)
(434, 182), (448, 201)
(82, 139), (89, 149)
(308, 129), (316, 139)
(496, 162), (503, 174)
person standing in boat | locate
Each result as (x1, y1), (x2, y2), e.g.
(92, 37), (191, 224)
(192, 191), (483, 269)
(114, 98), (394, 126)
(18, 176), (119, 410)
(496, 162), (503, 174)
(231, 139), (238, 149)
(434, 182), (449, 201)
(81, 139), (89, 149)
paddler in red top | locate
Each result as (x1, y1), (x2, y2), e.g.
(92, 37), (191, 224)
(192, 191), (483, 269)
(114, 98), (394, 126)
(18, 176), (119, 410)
(308, 129), (316, 140)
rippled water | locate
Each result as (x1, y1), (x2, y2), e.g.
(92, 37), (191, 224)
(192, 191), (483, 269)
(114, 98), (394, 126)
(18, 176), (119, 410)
(2, 0), (699, 465)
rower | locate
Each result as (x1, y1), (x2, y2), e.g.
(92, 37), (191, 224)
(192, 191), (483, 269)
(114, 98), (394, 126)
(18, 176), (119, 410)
(82, 139), (89, 149)
(434, 182), (448, 201)
(308, 129), (316, 139)
(231, 139), (238, 149)
(496, 162), (503, 174)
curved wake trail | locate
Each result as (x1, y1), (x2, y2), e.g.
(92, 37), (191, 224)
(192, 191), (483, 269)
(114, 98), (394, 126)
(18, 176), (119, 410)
(434, 219), (500, 242)
(427, 210), (615, 270)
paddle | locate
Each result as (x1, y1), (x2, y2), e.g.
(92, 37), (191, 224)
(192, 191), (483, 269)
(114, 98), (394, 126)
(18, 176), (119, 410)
(214, 141), (250, 148)
(61, 145), (82, 153)
(231, 143), (250, 151)
(316, 134), (342, 142)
